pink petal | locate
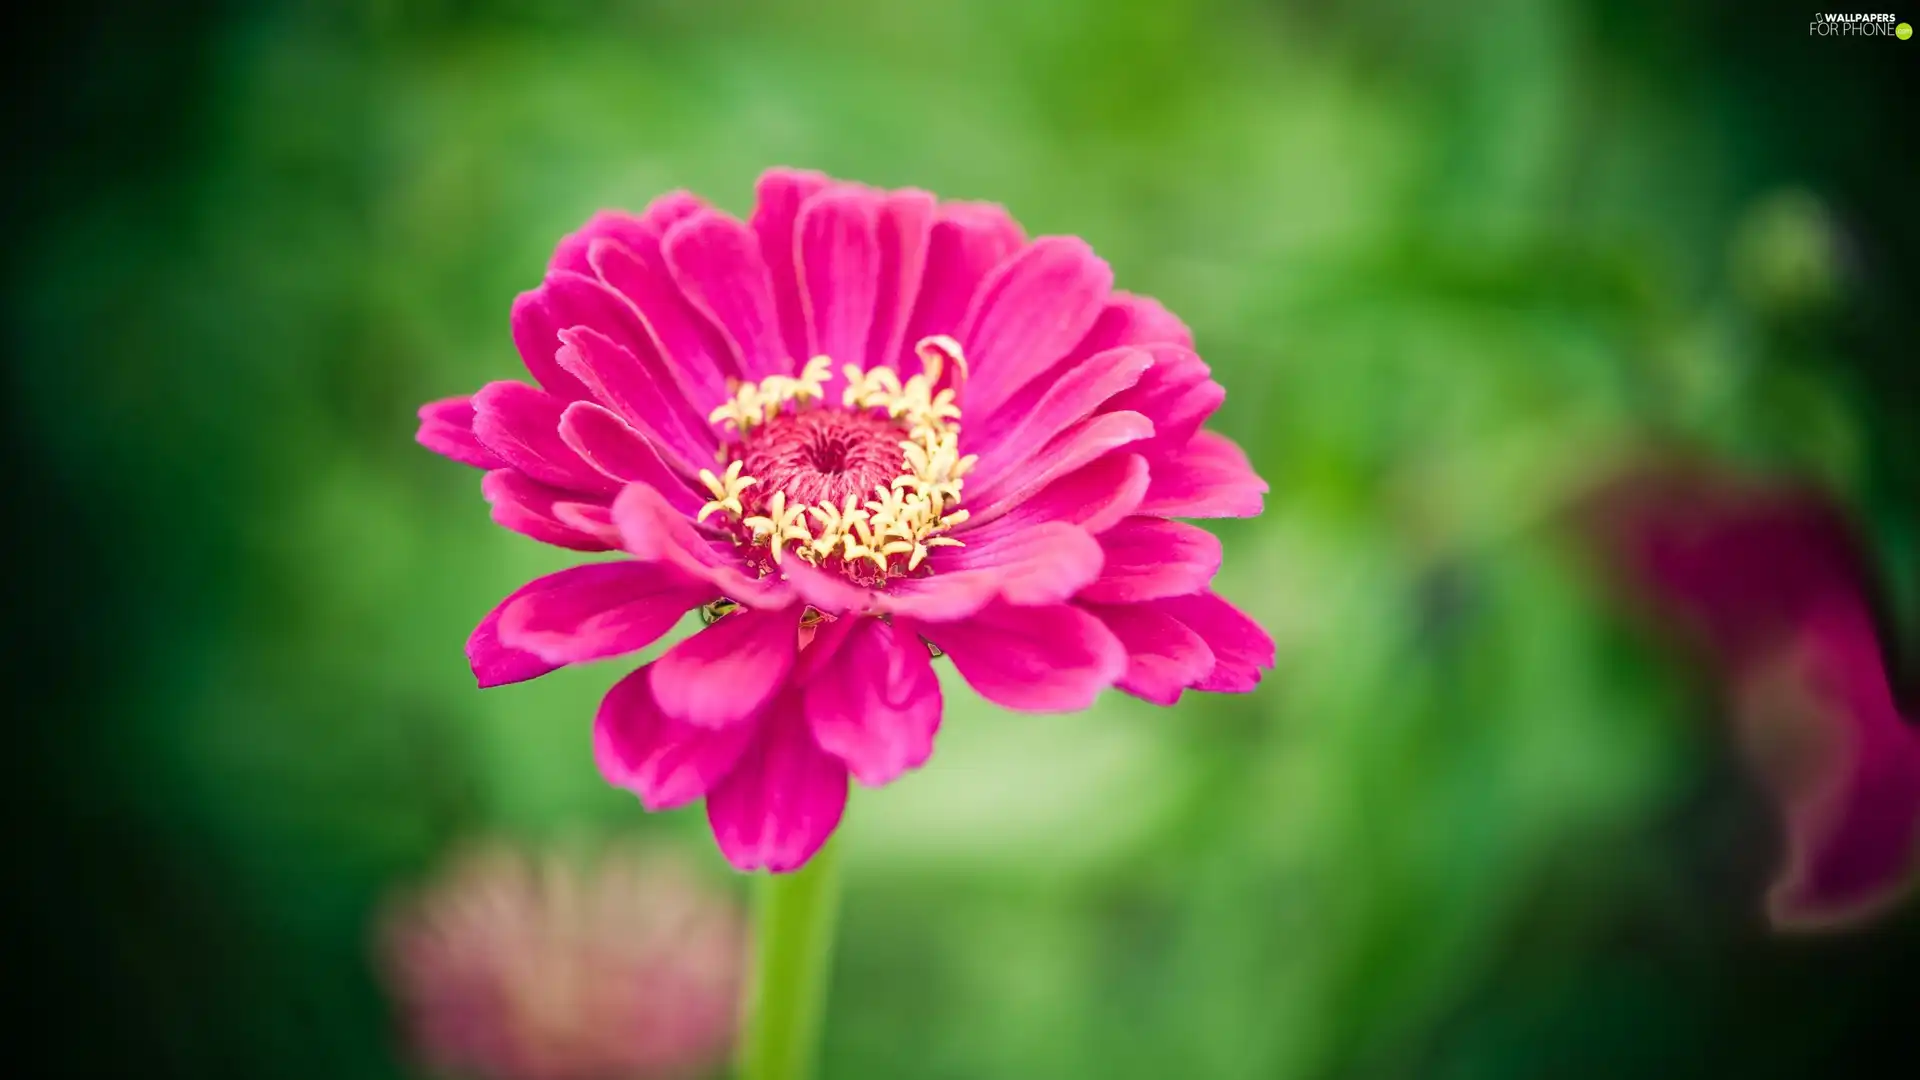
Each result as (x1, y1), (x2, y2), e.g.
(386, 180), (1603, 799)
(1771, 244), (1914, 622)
(706, 693), (849, 872)
(967, 346), (1153, 488)
(901, 201), (1026, 351)
(965, 411), (1155, 528)
(1741, 608), (1920, 929)
(978, 453), (1150, 536)
(752, 168), (834, 363)
(960, 236), (1114, 419)
(595, 663), (757, 811)
(1084, 601), (1215, 706)
(792, 613), (861, 682)
(516, 270), (677, 404)
(416, 396), (505, 470)
(877, 522), (1105, 622)
(470, 381), (616, 495)
(481, 470), (617, 551)
(1079, 518), (1222, 604)
(550, 501), (622, 545)
(548, 192), (705, 276)
(867, 189), (936, 370)
(804, 617), (943, 786)
(588, 236), (736, 409)
(1580, 470), (1878, 676)
(466, 573), (585, 688)
(651, 606), (802, 729)
(908, 602), (1126, 713)
(612, 483), (794, 608)
(1136, 430), (1267, 519)
(800, 187), (882, 373)
(779, 559), (876, 619)
(1066, 292), (1194, 361)
(1156, 591), (1274, 692)
(665, 210), (791, 382)
(495, 560), (710, 665)
(1770, 733), (1920, 930)
(1100, 345), (1224, 457)
(553, 326), (716, 477)
(549, 209), (651, 277)
(556, 402), (708, 520)
(508, 289), (592, 402)
(977, 303), (1195, 435)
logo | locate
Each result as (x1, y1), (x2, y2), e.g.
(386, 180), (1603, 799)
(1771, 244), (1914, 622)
(1809, 12), (1909, 35)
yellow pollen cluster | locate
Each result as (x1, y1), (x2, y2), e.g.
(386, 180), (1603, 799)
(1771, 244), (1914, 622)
(706, 356), (833, 436)
(840, 334), (965, 444)
(695, 460), (756, 522)
(700, 337), (978, 575)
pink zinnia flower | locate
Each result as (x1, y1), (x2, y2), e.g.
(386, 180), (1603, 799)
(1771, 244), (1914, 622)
(377, 843), (744, 1080)
(418, 168), (1274, 872)
(1584, 467), (1920, 929)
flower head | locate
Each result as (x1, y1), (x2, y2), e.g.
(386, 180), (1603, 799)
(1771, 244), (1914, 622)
(418, 169), (1275, 872)
(376, 842), (744, 1080)
(1582, 466), (1920, 929)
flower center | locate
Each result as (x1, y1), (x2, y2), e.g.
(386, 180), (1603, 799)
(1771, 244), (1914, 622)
(739, 410), (903, 509)
(694, 338), (977, 585)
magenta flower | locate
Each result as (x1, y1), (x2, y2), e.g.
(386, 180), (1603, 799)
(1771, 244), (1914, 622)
(418, 168), (1274, 872)
(377, 843), (744, 1080)
(1585, 468), (1920, 928)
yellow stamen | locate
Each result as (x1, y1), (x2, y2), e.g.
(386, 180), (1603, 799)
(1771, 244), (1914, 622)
(741, 491), (812, 564)
(806, 495), (870, 559)
(792, 355), (833, 405)
(697, 460), (758, 522)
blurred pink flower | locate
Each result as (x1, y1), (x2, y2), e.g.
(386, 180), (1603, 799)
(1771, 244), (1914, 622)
(1584, 467), (1920, 929)
(419, 168), (1274, 872)
(378, 843), (744, 1080)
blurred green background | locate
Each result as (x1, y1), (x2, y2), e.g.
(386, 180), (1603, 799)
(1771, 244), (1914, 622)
(8, 0), (1918, 1077)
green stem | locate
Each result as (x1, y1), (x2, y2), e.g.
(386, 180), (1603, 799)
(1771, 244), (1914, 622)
(737, 839), (844, 1080)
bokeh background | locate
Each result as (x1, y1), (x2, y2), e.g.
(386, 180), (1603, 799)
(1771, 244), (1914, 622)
(9, 0), (1918, 1077)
